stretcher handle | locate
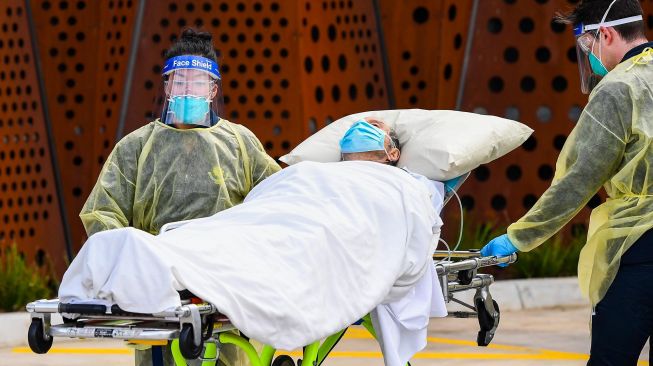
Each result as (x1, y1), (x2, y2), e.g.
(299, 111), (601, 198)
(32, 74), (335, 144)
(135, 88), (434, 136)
(433, 249), (481, 259)
(435, 253), (517, 276)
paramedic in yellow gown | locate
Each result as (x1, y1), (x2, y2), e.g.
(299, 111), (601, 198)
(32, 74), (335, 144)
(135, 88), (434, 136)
(79, 29), (280, 366)
(481, 1), (653, 365)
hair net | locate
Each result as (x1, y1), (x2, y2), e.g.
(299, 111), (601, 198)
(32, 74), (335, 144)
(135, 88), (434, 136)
(507, 49), (653, 305)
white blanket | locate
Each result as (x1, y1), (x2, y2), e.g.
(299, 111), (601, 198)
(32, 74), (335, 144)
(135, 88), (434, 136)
(59, 161), (441, 352)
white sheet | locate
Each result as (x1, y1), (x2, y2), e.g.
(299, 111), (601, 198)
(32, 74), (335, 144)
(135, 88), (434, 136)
(59, 161), (440, 352)
(373, 171), (448, 366)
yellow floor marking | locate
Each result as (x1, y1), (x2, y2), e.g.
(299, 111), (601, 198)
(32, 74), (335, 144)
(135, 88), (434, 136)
(275, 350), (647, 363)
(426, 336), (534, 351)
(13, 347), (133, 355)
(11, 336), (650, 365)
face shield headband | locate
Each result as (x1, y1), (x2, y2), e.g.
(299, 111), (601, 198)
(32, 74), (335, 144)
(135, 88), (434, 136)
(160, 55), (223, 127)
(572, 0), (643, 93)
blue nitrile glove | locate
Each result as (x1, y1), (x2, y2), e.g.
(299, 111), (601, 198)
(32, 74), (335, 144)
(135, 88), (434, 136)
(480, 234), (518, 267)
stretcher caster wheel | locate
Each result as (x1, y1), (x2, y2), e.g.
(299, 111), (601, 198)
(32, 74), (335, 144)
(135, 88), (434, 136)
(272, 355), (295, 366)
(179, 324), (203, 359)
(475, 299), (500, 347)
(62, 316), (75, 324)
(457, 269), (475, 285)
(28, 318), (53, 354)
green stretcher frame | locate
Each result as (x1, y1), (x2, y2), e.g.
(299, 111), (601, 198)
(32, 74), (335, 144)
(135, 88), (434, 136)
(169, 314), (407, 366)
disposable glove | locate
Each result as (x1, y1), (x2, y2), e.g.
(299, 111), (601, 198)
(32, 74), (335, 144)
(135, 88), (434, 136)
(480, 234), (518, 267)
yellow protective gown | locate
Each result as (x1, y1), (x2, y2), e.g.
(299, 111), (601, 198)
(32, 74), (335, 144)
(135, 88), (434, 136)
(81, 119), (279, 366)
(507, 49), (653, 306)
(80, 119), (280, 236)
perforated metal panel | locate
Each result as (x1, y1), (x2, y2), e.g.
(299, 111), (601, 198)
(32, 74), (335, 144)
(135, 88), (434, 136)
(122, 1), (301, 157)
(8, 0), (653, 269)
(92, 1), (137, 178)
(455, 0), (653, 232)
(122, 0), (390, 159)
(31, 0), (137, 251)
(0, 0), (67, 274)
(379, 0), (472, 109)
(296, 0), (389, 140)
(455, 0), (592, 231)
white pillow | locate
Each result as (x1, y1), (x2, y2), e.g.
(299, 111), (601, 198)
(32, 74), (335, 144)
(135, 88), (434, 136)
(279, 109), (533, 180)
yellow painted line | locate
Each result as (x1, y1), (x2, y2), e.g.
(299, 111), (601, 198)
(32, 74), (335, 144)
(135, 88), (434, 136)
(275, 350), (649, 363)
(280, 350), (581, 360)
(426, 336), (535, 351)
(12, 347), (650, 364)
(13, 347), (133, 355)
(342, 327), (373, 339)
(347, 328), (544, 353)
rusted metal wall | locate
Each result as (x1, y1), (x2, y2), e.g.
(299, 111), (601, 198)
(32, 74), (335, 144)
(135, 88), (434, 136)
(378, 0), (473, 109)
(0, 0), (68, 274)
(121, 0), (391, 159)
(30, 0), (137, 252)
(453, 0), (653, 234)
(122, 0), (306, 158)
(5, 0), (653, 275)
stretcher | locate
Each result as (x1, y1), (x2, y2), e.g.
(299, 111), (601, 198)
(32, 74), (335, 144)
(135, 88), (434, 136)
(25, 250), (516, 366)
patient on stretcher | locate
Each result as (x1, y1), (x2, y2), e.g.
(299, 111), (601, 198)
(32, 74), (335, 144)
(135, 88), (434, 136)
(340, 118), (401, 165)
(58, 117), (447, 365)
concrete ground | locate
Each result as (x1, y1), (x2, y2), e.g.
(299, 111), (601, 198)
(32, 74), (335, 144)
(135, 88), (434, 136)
(3, 305), (649, 366)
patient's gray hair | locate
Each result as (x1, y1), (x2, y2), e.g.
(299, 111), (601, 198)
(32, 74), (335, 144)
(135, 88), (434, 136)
(388, 128), (400, 150)
(387, 128), (400, 166)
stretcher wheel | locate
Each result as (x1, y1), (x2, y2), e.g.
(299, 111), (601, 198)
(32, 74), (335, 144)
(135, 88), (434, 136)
(27, 319), (53, 354)
(62, 316), (75, 324)
(272, 355), (295, 366)
(179, 324), (203, 359)
(457, 269), (475, 285)
(475, 299), (500, 347)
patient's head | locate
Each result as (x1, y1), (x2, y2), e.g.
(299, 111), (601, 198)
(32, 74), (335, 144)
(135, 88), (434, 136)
(340, 117), (401, 166)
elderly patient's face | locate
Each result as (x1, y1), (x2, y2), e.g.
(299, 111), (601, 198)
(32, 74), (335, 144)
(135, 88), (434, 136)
(341, 118), (400, 165)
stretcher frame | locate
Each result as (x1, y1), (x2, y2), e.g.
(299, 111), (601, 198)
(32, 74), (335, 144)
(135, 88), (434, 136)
(25, 251), (516, 366)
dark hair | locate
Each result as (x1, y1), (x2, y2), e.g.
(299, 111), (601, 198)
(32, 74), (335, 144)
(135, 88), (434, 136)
(164, 28), (217, 62)
(555, 0), (645, 42)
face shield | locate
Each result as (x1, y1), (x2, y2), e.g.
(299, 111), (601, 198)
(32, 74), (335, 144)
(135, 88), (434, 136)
(160, 55), (223, 127)
(574, 30), (604, 94)
(572, 0), (642, 93)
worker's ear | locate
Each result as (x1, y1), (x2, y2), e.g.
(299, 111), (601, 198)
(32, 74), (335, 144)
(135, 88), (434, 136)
(599, 26), (616, 46)
(210, 85), (218, 99)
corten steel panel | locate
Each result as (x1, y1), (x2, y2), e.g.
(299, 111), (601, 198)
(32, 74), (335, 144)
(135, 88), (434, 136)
(30, 0), (137, 249)
(91, 1), (137, 180)
(436, 0), (473, 109)
(378, 0), (473, 109)
(30, 0), (102, 250)
(123, 0), (390, 158)
(122, 0), (305, 159)
(0, 0), (68, 274)
(296, 0), (389, 135)
(454, 0), (653, 232)
(457, 0), (590, 230)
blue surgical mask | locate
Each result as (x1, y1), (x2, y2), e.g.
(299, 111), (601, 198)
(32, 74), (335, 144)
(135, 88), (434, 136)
(339, 120), (387, 153)
(168, 95), (210, 125)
